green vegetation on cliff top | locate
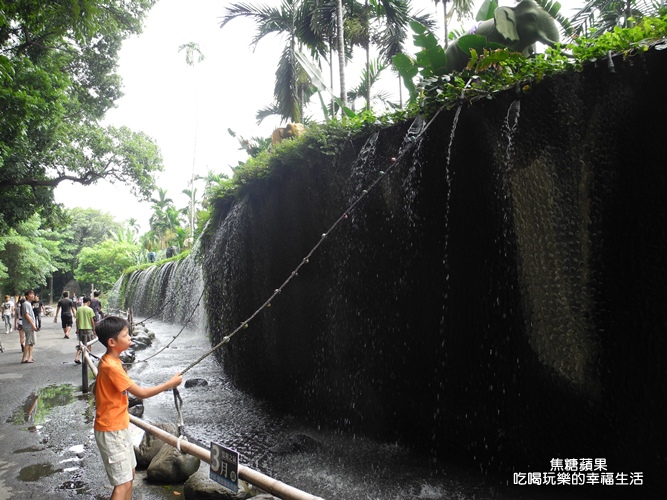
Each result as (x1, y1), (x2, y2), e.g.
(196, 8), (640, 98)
(207, 14), (667, 226)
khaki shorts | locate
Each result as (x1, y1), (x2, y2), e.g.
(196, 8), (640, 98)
(77, 329), (95, 344)
(95, 428), (137, 486)
(23, 324), (35, 346)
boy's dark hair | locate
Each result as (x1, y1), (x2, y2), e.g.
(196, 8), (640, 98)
(25, 289), (34, 296)
(93, 290), (100, 297)
(82, 296), (91, 304)
(63, 291), (69, 298)
(96, 316), (130, 348)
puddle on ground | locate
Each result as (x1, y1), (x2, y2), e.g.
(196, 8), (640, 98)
(6, 384), (76, 427)
(18, 462), (63, 481)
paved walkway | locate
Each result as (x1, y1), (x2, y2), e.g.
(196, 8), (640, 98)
(0, 313), (178, 499)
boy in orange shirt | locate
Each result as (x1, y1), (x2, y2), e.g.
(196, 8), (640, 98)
(94, 316), (182, 500)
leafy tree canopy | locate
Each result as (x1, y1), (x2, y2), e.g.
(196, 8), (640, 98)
(0, 214), (58, 294)
(0, 0), (162, 232)
(55, 207), (124, 277)
(75, 239), (140, 292)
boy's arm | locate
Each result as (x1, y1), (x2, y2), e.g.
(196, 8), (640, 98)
(126, 373), (183, 400)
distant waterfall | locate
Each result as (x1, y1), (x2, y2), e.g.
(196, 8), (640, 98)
(110, 243), (207, 334)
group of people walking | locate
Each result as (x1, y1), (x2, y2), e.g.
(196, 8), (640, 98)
(3, 289), (184, 499)
(1, 290), (104, 364)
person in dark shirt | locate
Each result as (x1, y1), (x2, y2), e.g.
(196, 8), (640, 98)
(90, 290), (103, 324)
(54, 291), (76, 339)
(31, 294), (45, 330)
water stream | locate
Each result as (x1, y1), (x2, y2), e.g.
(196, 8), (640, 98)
(129, 319), (570, 500)
(117, 248), (570, 498)
(114, 111), (603, 499)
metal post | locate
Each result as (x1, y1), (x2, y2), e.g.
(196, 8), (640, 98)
(81, 343), (89, 393)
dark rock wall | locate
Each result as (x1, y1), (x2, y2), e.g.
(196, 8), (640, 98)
(202, 49), (666, 478)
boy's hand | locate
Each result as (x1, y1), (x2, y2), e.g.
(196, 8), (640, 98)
(169, 373), (183, 388)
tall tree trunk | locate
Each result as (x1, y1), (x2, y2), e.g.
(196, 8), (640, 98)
(329, 42), (335, 116)
(398, 74), (403, 108)
(336, 0), (347, 112)
(443, 0), (449, 48)
(365, 0), (370, 111)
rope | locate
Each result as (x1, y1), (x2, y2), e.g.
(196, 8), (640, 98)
(173, 387), (185, 437)
(123, 110), (447, 432)
(177, 108), (445, 377)
(122, 285), (206, 367)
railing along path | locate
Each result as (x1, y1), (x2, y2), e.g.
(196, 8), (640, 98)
(80, 340), (324, 500)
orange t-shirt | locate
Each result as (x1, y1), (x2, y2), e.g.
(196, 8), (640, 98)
(94, 354), (134, 432)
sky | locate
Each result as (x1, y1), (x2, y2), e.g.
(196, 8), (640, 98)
(54, 0), (583, 233)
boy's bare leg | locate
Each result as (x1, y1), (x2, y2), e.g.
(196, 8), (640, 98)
(110, 482), (131, 500)
(110, 469), (134, 500)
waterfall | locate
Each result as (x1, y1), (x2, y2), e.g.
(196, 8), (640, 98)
(114, 244), (207, 333)
(443, 105), (462, 287)
(113, 48), (667, 489)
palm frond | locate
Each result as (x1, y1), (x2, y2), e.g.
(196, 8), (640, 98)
(533, 0), (573, 36)
(255, 104), (281, 125)
(220, 2), (291, 47)
(569, 0), (661, 37)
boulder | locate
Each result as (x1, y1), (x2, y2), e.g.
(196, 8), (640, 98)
(132, 340), (150, 351)
(184, 466), (250, 499)
(128, 404), (144, 418)
(184, 378), (208, 388)
(134, 422), (179, 469)
(134, 330), (153, 345)
(146, 440), (200, 484)
(120, 350), (135, 364)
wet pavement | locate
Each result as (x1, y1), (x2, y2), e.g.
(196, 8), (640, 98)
(0, 314), (183, 499)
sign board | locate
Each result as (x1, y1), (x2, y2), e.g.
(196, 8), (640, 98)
(209, 441), (239, 493)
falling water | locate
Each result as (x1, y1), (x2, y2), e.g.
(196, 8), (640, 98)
(443, 105), (462, 283)
(446, 106), (462, 171)
(348, 131), (379, 198)
(401, 130), (427, 226)
(503, 100), (521, 169)
(402, 114), (425, 146)
(112, 244), (207, 332)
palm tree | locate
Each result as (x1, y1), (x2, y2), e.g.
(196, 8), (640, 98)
(127, 218), (140, 235)
(221, 0), (321, 123)
(335, 0), (348, 109)
(149, 188), (177, 249)
(151, 188), (173, 212)
(109, 227), (137, 244)
(179, 42), (205, 66)
(178, 42), (205, 240)
(432, 0), (475, 47)
(369, 1), (435, 109)
(181, 186), (200, 237)
(570, 0), (660, 37)
(196, 170), (228, 209)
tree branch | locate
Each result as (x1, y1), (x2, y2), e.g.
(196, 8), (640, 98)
(0, 172), (104, 189)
